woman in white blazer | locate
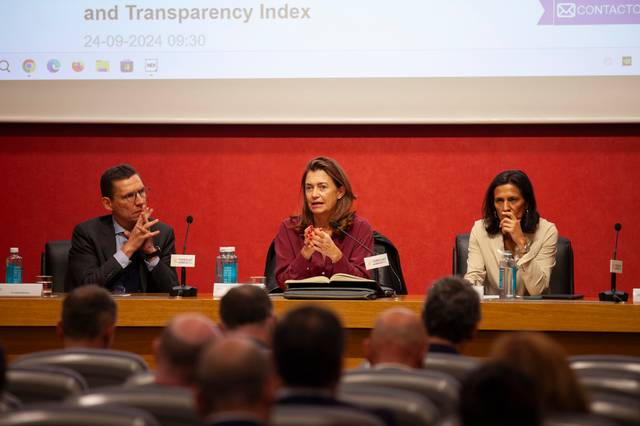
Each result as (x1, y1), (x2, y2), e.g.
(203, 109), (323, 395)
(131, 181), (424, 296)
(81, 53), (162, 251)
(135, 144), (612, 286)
(464, 170), (557, 296)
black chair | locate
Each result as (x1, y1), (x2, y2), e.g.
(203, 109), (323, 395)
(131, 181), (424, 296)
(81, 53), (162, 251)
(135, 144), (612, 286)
(6, 366), (88, 403)
(452, 234), (574, 294)
(10, 348), (148, 388)
(0, 404), (160, 426)
(68, 385), (200, 426)
(272, 405), (385, 426)
(263, 231), (407, 295)
(422, 353), (481, 382)
(0, 392), (21, 413)
(40, 240), (71, 293)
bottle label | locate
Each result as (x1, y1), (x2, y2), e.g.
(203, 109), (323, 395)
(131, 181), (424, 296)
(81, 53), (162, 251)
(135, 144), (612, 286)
(6, 264), (22, 284)
(223, 263), (237, 283)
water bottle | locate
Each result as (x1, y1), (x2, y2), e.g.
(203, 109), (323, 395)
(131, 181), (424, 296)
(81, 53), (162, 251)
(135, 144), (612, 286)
(498, 250), (517, 298)
(5, 247), (23, 284)
(215, 247), (238, 283)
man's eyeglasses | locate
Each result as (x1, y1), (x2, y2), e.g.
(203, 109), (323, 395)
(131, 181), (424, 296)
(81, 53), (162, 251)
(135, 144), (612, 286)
(119, 188), (149, 204)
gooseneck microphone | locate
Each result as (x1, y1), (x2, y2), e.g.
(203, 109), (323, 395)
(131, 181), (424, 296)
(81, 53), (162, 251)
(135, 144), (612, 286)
(329, 221), (402, 292)
(599, 223), (628, 303)
(170, 215), (198, 297)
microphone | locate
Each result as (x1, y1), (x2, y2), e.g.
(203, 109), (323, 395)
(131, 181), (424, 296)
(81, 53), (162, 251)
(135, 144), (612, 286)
(329, 221), (402, 292)
(170, 215), (198, 297)
(599, 223), (628, 303)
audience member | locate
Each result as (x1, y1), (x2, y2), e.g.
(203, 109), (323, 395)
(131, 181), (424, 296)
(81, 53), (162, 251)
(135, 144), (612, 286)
(490, 331), (590, 415)
(153, 313), (220, 387)
(195, 336), (274, 426)
(56, 284), (117, 349)
(422, 276), (480, 354)
(219, 285), (275, 349)
(364, 307), (427, 370)
(459, 361), (542, 426)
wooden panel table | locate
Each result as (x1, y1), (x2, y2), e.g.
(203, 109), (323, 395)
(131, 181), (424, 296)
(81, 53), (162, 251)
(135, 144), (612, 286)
(1, 295), (639, 368)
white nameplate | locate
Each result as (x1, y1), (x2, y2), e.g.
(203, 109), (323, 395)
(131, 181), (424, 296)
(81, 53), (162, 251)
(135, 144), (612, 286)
(610, 259), (623, 274)
(213, 283), (265, 298)
(0, 283), (43, 297)
(364, 253), (390, 270)
(171, 254), (196, 268)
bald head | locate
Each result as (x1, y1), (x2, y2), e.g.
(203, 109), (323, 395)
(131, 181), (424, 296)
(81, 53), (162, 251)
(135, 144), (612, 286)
(154, 313), (220, 387)
(196, 336), (273, 421)
(366, 307), (428, 369)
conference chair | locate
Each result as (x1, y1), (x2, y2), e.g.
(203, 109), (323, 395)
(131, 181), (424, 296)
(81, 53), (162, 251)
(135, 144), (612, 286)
(575, 369), (640, 401)
(589, 391), (640, 426)
(339, 383), (439, 426)
(123, 371), (156, 387)
(422, 353), (481, 382)
(5, 366), (88, 403)
(68, 385), (199, 426)
(272, 405), (385, 426)
(40, 240), (71, 293)
(10, 348), (148, 388)
(342, 369), (460, 418)
(263, 231), (408, 294)
(0, 392), (21, 413)
(0, 404), (160, 426)
(569, 355), (640, 375)
(452, 234), (575, 294)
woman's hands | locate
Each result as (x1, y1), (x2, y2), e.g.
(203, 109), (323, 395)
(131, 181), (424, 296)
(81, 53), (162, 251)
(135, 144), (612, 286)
(500, 211), (528, 251)
(300, 225), (343, 263)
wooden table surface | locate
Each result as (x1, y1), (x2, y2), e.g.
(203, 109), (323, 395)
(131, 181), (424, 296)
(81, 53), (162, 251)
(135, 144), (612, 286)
(1, 294), (639, 367)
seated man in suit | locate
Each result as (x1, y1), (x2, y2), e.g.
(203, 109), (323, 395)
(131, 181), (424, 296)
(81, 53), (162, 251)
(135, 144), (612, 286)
(195, 336), (275, 426)
(219, 285), (275, 349)
(56, 284), (117, 349)
(273, 306), (393, 426)
(66, 163), (178, 293)
(153, 313), (220, 387)
(422, 276), (481, 354)
(364, 307), (428, 370)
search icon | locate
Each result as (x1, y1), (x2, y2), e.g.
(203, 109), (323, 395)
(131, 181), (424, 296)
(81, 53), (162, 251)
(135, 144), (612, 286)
(0, 60), (10, 72)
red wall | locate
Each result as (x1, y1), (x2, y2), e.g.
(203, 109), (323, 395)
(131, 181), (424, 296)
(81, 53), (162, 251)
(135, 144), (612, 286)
(1, 123), (639, 297)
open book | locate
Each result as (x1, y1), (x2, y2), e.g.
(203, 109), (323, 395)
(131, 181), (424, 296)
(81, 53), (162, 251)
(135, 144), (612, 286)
(285, 273), (377, 290)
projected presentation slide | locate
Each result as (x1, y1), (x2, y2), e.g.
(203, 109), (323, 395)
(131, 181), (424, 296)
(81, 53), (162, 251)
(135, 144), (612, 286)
(1, 0), (639, 80)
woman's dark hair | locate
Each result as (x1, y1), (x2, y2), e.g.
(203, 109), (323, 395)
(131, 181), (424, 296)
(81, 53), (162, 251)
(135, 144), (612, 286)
(292, 156), (356, 233)
(482, 170), (540, 235)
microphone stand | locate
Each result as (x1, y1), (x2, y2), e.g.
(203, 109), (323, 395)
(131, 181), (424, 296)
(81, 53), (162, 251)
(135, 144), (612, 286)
(170, 216), (198, 297)
(599, 223), (628, 302)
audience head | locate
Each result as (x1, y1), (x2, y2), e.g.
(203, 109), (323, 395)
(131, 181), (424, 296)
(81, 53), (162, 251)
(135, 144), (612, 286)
(219, 285), (275, 347)
(422, 276), (480, 351)
(297, 156), (356, 231)
(273, 305), (344, 391)
(490, 331), (589, 415)
(57, 284), (117, 349)
(365, 307), (427, 369)
(154, 313), (220, 387)
(195, 336), (274, 422)
(482, 169), (540, 235)
(460, 362), (542, 426)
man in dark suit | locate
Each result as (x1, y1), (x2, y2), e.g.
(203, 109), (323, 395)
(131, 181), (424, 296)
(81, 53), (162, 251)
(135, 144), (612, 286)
(66, 164), (178, 293)
(195, 336), (274, 426)
(422, 276), (481, 354)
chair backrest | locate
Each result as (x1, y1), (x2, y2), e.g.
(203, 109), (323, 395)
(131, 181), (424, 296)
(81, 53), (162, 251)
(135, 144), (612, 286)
(0, 404), (160, 426)
(6, 366), (88, 403)
(575, 369), (640, 400)
(452, 233), (574, 294)
(339, 383), (439, 426)
(545, 413), (617, 426)
(263, 239), (280, 293)
(41, 240), (71, 293)
(68, 385), (199, 426)
(370, 231), (407, 295)
(422, 353), (481, 382)
(342, 369), (460, 418)
(570, 355), (640, 375)
(0, 392), (21, 414)
(10, 349), (148, 388)
(272, 405), (385, 426)
(589, 391), (640, 426)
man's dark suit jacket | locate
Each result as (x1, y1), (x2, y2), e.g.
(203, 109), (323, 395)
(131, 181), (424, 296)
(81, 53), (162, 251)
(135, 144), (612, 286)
(65, 215), (178, 292)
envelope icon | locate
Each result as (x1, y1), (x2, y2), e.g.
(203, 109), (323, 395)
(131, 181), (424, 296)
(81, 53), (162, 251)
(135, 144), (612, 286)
(556, 3), (576, 18)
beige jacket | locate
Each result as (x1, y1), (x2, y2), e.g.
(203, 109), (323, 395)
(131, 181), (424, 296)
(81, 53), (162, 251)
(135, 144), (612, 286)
(464, 218), (558, 296)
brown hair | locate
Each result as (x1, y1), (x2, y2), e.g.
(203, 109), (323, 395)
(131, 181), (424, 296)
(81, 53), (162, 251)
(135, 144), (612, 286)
(292, 156), (356, 233)
(490, 332), (589, 415)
